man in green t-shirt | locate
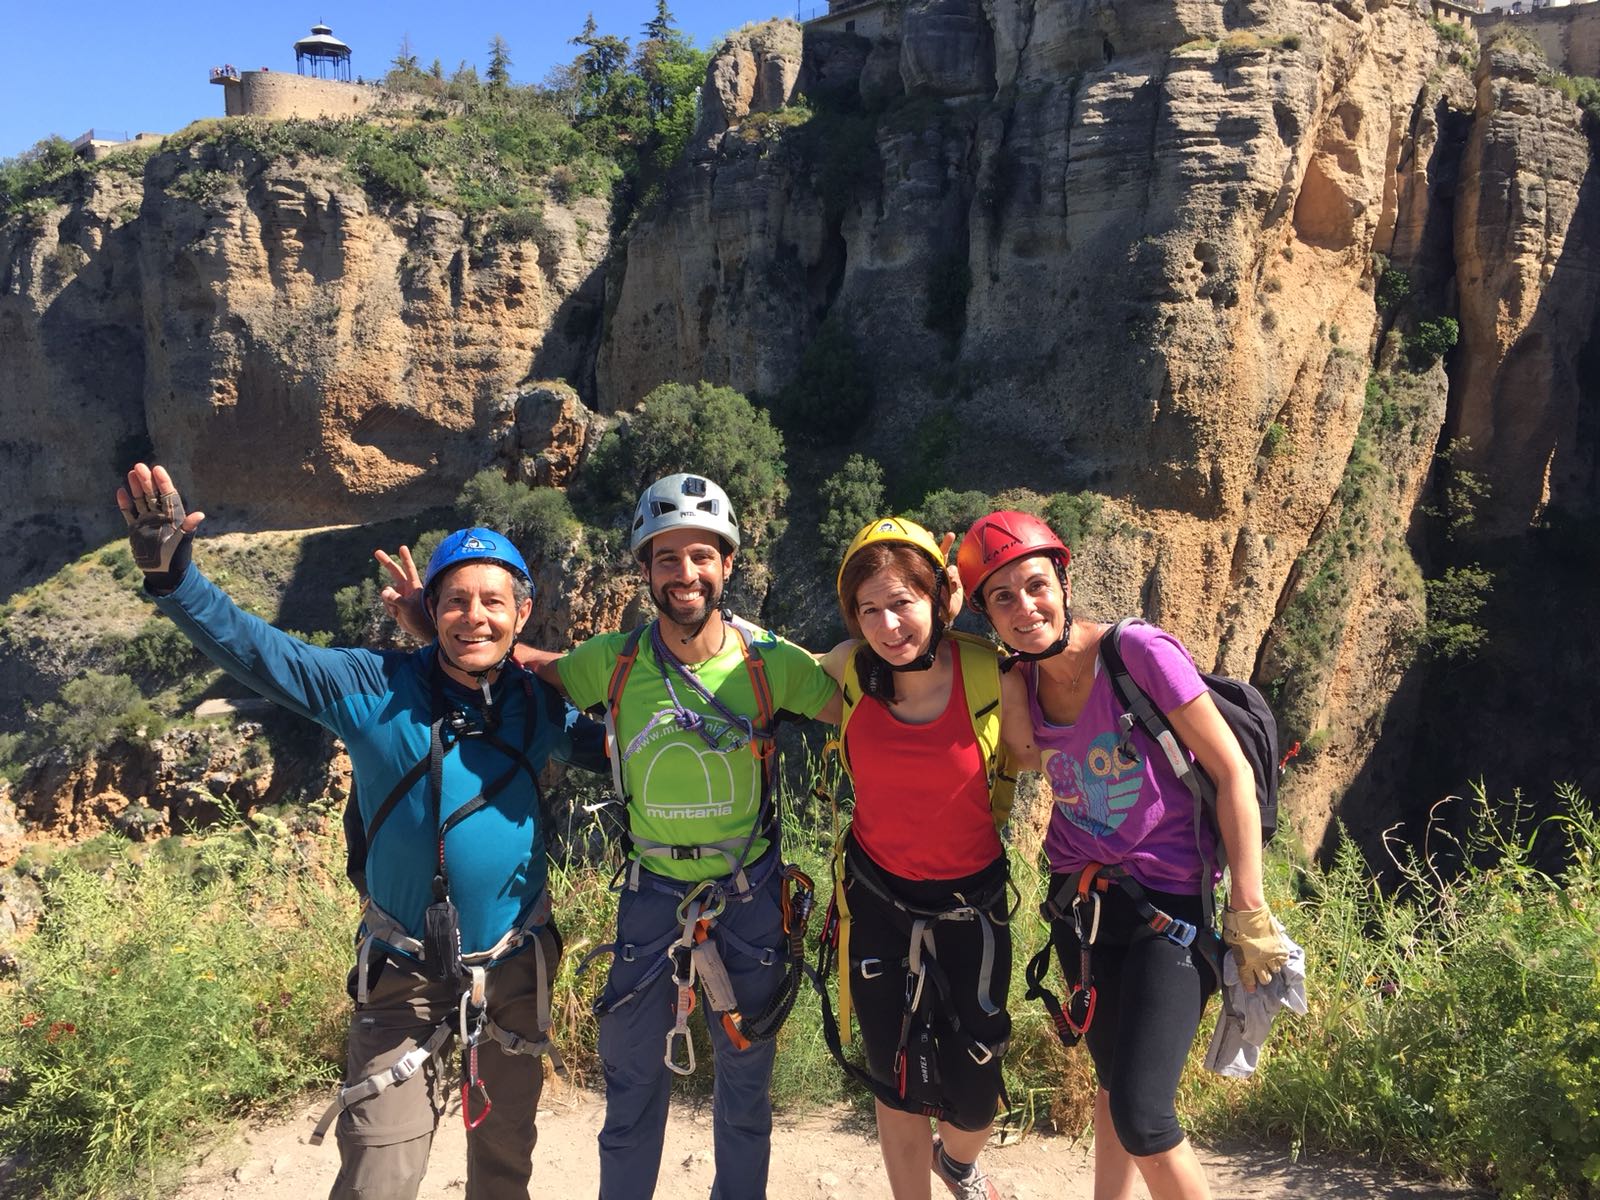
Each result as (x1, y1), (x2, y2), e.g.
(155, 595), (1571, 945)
(434, 473), (839, 1200)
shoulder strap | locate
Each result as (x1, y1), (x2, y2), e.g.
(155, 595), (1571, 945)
(726, 616), (776, 744)
(602, 625), (649, 804)
(949, 630), (1014, 831)
(1099, 618), (1218, 925)
(949, 631), (1002, 767)
(836, 648), (863, 775)
(1098, 620), (1207, 806)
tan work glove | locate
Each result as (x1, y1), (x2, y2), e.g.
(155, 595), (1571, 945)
(1221, 904), (1290, 988)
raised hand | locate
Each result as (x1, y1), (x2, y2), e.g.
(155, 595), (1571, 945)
(938, 531), (965, 622)
(374, 544), (435, 643)
(116, 463), (205, 583)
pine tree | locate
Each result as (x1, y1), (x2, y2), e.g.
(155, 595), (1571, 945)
(487, 35), (512, 90)
(642, 0), (677, 44)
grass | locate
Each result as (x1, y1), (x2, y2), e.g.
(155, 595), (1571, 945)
(6, 745), (1597, 1198)
(1193, 785), (1600, 1199)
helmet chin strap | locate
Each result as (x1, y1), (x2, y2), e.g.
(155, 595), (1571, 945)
(432, 597), (521, 707)
(999, 606), (1073, 672)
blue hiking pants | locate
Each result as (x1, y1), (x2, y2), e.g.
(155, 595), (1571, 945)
(596, 863), (785, 1200)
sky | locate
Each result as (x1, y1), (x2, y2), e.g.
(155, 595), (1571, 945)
(1, 1), (816, 160)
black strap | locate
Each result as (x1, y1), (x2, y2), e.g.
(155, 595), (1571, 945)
(356, 659), (547, 896)
(1097, 619), (1217, 929)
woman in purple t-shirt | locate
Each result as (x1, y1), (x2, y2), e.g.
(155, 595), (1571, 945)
(957, 510), (1289, 1200)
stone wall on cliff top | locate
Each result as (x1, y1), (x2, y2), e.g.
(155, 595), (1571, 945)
(0, 140), (610, 595)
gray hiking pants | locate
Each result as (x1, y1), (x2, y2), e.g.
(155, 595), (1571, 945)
(597, 865), (786, 1200)
(328, 938), (555, 1200)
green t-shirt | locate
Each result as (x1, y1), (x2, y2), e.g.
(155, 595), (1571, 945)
(560, 621), (836, 883)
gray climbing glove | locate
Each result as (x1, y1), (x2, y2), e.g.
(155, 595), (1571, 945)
(123, 484), (193, 590)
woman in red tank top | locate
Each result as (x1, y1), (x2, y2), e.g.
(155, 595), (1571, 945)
(819, 517), (1036, 1200)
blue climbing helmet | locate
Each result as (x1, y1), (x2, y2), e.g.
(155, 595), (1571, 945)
(422, 527), (533, 604)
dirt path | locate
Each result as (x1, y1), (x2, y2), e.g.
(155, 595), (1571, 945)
(174, 1082), (1482, 1200)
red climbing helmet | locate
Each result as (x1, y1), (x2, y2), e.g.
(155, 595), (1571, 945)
(957, 510), (1071, 612)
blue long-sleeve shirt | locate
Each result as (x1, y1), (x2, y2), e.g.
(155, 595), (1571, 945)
(153, 567), (603, 956)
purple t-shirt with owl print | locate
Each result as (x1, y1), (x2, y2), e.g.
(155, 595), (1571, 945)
(1024, 622), (1217, 893)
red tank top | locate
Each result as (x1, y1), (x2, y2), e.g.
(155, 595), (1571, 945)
(845, 651), (1003, 881)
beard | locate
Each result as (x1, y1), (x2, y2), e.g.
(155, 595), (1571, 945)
(651, 576), (723, 631)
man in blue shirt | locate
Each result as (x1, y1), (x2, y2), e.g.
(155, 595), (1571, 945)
(117, 462), (603, 1200)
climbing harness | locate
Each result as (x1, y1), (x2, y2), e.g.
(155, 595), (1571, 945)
(579, 614), (814, 1071)
(312, 658), (565, 1146)
(1023, 862), (1217, 1048)
(813, 838), (1014, 1117)
(808, 628), (1019, 1117)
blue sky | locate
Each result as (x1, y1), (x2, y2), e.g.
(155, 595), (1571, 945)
(1, 1), (811, 160)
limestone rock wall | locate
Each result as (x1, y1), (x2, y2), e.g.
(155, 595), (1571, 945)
(595, 2), (1600, 850)
(1452, 44), (1600, 535)
(0, 141), (611, 593)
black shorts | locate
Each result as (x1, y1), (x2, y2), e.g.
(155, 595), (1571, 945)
(1049, 874), (1217, 1157)
(842, 836), (1012, 1131)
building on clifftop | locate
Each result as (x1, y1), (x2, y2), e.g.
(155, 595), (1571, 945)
(804, 0), (888, 39)
(210, 23), (393, 119)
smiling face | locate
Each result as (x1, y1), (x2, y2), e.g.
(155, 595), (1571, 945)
(980, 553), (1069, 652)
(641, 527), (732, 631)
(431, 561), (532, 681)
(851, 565), (937, 666)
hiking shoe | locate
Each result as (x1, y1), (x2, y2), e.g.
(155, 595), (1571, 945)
(931, 1135), (1002, 1200)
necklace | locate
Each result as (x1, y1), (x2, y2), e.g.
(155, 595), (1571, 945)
(679, 624), (728, 669)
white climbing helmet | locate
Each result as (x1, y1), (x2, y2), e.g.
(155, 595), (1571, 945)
(629, 473), (741, 557)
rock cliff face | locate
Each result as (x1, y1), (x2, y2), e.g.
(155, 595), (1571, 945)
(3, 0), (1598, 858)
(0, 141), (610, 591)
(597, 1), (1599, 848)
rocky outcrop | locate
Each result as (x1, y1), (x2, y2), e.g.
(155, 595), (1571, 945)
(596, 3), (1600, 850)
(697, 22), (807, 142)
(1452, 43), (1600, 535)
(0, 141), (611, 595)
(5, 718), (326, 850)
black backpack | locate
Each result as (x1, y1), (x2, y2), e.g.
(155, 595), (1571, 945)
(1098, 619), (1280, 924)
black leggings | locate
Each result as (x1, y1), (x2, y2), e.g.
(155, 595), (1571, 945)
(844, 843), (1012, 1132)
(1049, 875), (1216, 1157)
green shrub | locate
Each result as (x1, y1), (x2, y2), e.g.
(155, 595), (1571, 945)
(1260, 421), (1290, 458)
(1375, 263), (1412, 312)
(1424, 563), (1494, 660)
(456, 471), (581, 562)
(97, 545), (139, 583)
(1042, 491), (1104, 550)
(488, 204), (545, 244)
(0, 820), (350, 1198)
(350, 140), (428, 204)
(771, 316), (874, 446)
(1407, 316), (1459, 366)
(0, 137), (85, 223)
(1544, 72), (1600, 122)
(816, 454), (886, 567)
(575, 381), (788, 557)
(119, 620), (200, 683)
(32, 673), (165, 759)
(1200, 787), (1600, 1199)
(911, 489), (994, 541)
(168, 168), (234, 208)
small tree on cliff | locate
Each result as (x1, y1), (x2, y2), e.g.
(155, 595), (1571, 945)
(487, 35), (513, 91)
(575, 382), (788, 558)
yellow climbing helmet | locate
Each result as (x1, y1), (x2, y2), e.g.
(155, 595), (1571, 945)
(835, 516), (946, 609)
